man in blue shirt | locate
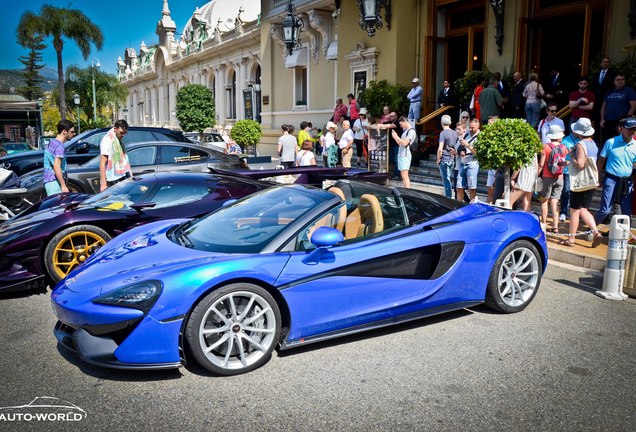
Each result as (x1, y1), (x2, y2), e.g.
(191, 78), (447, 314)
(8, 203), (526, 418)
(595, 117), (636, 224)
(407, 78), (423, 121)
(600, 73), (636, 146)
(43, 119), (75, 196)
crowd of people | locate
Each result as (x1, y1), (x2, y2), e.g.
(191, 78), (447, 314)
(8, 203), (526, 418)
(430, 58), (636, 248)
(276, 88), (419, 189)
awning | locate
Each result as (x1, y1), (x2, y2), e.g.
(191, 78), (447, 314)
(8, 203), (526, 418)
(0, 101), (38, 112)
(285, 47), (308, 69)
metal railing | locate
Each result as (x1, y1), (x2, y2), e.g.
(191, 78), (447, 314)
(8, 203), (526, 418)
(416, 105), (455, 126)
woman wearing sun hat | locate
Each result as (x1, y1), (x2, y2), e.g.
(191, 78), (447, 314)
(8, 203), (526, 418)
(562, 118), (601, 247)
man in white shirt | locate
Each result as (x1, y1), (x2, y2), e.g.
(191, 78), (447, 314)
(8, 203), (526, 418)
(538, 102), (565, 144)
(338, 120), (355, 168)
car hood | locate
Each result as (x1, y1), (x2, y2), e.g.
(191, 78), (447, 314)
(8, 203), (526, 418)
(59, 219), (236, 294)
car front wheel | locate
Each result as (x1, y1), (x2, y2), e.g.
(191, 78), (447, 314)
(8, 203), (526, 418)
(44, 225), (111, 284)
(485, 240), (542, 313)
(186, 283), (281, 376)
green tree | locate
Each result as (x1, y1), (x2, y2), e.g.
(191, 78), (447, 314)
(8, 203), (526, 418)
(476, 118), (543, 206)
(16, 4), (104, 120)
(175, 84), (216, 139)
(358, 80), (410, 119)
(16, 33), (46, 101)
(230, 119), (262, 154)
(62, 64), (128, 123)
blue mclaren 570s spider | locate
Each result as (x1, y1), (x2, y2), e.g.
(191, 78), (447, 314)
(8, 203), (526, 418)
(51, 180), (548, 375)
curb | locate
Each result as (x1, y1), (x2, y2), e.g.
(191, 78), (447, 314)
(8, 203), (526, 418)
(547, 244), (605, 272)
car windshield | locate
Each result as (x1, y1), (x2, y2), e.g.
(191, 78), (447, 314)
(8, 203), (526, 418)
(79, 180), (151, 211)
(173, 186), (326, 253)
(5, 143), (29, 151)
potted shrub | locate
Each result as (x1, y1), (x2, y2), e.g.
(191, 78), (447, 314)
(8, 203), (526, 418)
(358, 80), (409, 119)
(475, 118), (543, 207)
(230, 119), (262, 155)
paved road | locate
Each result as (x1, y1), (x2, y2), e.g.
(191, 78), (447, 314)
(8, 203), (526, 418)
(0, 263), (634, 432)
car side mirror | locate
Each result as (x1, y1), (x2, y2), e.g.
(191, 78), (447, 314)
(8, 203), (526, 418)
(302, 227), (343, 265)
(75, 142), (89, 154)
(130, 202), (157, 213)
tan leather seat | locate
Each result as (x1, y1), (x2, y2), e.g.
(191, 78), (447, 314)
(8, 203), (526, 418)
(307, 187), (348, 241)
(344, 194), (384, 239)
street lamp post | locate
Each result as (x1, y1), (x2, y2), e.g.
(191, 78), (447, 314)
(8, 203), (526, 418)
(91, 58), (101, 123)
(37, 98), (43, 136)
(73, 93), (81, 134)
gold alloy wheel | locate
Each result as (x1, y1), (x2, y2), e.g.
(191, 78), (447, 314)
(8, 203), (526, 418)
(51, 231), (107, 280)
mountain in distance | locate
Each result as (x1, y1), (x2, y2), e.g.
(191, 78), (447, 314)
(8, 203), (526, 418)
(0, 67), (58, 94)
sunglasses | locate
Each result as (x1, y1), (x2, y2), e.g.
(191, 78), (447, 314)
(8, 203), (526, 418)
(548, 110), (557, 113)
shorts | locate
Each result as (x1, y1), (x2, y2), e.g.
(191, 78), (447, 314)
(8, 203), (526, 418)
(487, 169), (496, 187)
(44, 180), (62, 196)
(539, 176), (563, 199)
(397, 154), (412, 171)
(457, 162), (479, 189)
(569, 189), (595, 209)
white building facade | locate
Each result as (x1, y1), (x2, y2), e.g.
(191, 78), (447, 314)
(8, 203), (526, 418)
(117, 0), (262, 130)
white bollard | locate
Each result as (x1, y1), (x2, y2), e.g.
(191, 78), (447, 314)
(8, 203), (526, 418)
(597, 215), (630, 300)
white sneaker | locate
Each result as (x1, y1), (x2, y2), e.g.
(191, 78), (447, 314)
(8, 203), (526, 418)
(559, 214), (566, 222)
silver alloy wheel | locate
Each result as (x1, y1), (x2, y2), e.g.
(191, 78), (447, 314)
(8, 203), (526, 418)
(497, 246), (540, 307)
(198, 290), (277, 372)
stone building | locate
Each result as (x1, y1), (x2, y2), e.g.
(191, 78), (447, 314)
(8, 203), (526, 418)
(117, 0), (261, 130)
(118, 0), (636, 154)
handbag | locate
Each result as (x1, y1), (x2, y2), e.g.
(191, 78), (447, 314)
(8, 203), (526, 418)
(536, 84), (547, 108)
(569, 141), (599, 192)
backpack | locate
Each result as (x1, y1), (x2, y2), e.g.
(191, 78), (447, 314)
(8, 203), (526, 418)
(546, 142), (567, 175)
(404, 128), (418, 152)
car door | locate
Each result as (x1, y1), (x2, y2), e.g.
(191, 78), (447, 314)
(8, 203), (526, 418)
(157, 145), (210, 173)
(275, 204), (441, 342)
(128, 146), (159, 175)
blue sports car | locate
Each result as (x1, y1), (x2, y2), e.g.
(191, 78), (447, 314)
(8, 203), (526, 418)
(51, 181), (548, 375)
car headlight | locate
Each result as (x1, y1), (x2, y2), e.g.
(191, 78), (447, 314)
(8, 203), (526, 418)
(93, 280), (162, 313)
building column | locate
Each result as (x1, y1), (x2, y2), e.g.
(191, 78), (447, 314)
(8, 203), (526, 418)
(216, 66), (227, 125)
(131, 91), (138, 126)
(169, 80), (176, 127)
(158, 82), (166, 126)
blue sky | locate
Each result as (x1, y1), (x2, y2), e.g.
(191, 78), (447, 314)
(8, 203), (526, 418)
(2, 0), (203, 74)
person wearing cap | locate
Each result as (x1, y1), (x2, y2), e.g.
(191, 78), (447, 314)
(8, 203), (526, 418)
(324, 121), (338, 167)
(538, 124), (569, 233)
(594, 117), (636, 225)
(437, 114), (457, 198)
(352, 108), (369, 167)
(563, 118), (601, 247)
(407, 78), (423, 121)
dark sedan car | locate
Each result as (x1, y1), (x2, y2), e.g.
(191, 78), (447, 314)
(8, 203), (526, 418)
(0, 171), (268, 292)
(0, 127), (193, 177)
(12, 141), (246, 210)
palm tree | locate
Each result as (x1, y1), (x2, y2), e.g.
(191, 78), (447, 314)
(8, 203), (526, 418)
(16, 4), (103, 120)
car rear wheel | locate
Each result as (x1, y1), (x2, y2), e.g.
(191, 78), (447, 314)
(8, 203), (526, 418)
(485, 240), (542, 313)
(186, 283), (281, 376)
(44, 225), (111, 284)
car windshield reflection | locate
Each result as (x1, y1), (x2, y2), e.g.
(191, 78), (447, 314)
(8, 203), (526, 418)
(79, 180), (150, 211)
(173, 186), (326, 254)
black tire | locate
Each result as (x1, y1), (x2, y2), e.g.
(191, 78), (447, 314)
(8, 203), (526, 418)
(66, 181), (85, 194)
(186, 283), (281, 376)
(44, 225), (111, 284)
(484, 240), (542, 313)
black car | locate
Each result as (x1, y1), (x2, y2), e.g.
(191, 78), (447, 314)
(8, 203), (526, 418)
(13, 141), (246, 208)
(0, 127), (192, 176)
